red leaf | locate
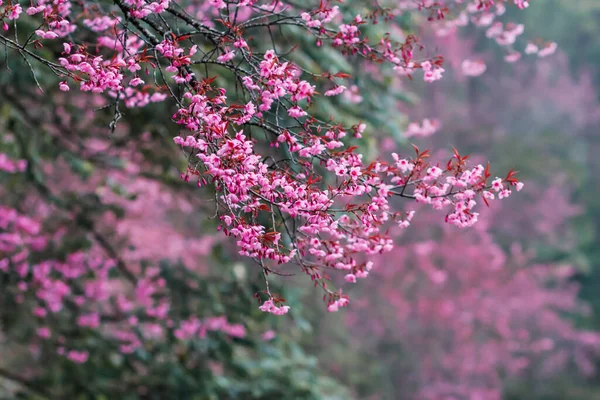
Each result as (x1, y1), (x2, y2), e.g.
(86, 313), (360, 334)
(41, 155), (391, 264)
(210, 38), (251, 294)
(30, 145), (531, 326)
(333, 72), (352, 78)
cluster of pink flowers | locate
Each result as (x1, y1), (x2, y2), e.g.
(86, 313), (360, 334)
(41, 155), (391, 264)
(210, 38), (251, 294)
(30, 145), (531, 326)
(300, 5), (340, 29)
(526, 41), (558, 57)
(3, 8), (590, 400)
(0, 206), (45, 260)
(0, 139), (254, 362)
(423, 0), (551, 72)
(348, 221), (600, 400)
(461, 59), (487, 77)
(1, 1), (22, 22)
(121, 0), (170, 18)
(174, 316), (246, 340)
(258, 300), (290, 315)
(0, 195), (248, 362)
(487, 22), (525, 46)
(58, 45), (125, 93)
(155, 38), (197, 83)
(421, 60), (445, 82)
(404, 118), (441, 138)
(0, 153), (27, 173)
(249, 50), (316, 117)
(25, 0), (75, 38)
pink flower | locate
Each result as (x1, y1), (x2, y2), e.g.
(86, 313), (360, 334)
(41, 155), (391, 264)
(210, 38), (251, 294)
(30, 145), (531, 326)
(37, 327), (51, 339)
(77, 313), (100, 328)
(262, 330), (276, 341)
(288, 106), (307, 118)
(422, 60), (445, 82)
(35, 30), (59, 40)
(538, 42), (557, 58)
(217, 50), (235, 63)
(259, 299), (290, 316)
(405, 119), (440, 138)
(525, 43), (539, 54)
(491, 178), (503, 192)
(129, 77), (144, 86)
(461, 60), (487, 77)
(8, 4), (22, 20)
(67, 350), (89, 364)
(324, 86), (346, 96)
(327, 298), (349, 312)
(346, 166), (360, 180)
(26, 6), (44, 16)
(505, 51), (522, 63)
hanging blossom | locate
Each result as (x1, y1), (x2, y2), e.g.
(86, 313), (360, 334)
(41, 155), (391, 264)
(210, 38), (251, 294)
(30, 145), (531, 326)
(171, 51), (523, 314)
(405, 119), (441, 138)
(461, 59), (487, 77)
(0, 0), (543, 315)
(423, 0), (552, 67)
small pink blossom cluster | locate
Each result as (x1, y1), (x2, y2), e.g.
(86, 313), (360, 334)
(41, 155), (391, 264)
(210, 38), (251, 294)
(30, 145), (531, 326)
(64, 350), (89, 364)
(174, 316), (246, 340)
(244, 50), (316, 117)
(0, 206), (45, 260)
(299, 9), (448, 84)
(2, 0), (537, 317)
(58, 44), (125, 93)
(327, 296), (349, 312)
(525, 41), (558, 58)
(425, 0), (549, 66)
(343, 85), (363, 104)
(513, 0), (530, 9)
(486, 22), (527, 62)
(156, 38), (197, 83)
(122, 0), (170, 18)
(0, 153), (27, 173)
(404, 119), (441, 138)
(421, 60), (445, 82)
(117, 87), (168, 108)
(259, 299), (290, 315)
(26, 0), (76, 38)
(300, 5), (340, 29)
(83, 16), (121, 32)
(461, 59), (487, 77)
(487, 22), (524, 46)
(384, 35), (446, 83)
(333, 18), (363, 48)
(0, 0), (23, 26)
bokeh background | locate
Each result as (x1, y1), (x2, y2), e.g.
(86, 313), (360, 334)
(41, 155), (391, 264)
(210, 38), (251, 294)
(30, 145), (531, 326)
(1, 0), (600, 399)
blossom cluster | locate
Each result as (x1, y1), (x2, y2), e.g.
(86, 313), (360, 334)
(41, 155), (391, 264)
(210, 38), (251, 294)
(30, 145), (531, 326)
(0, 0), (540, 316)
(349, 221), (600, 400)
(172, 49), (523, 313)
(404, 118), (441, 138)
(0, 152), (27, 173)
(0, 198), (247, 362)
